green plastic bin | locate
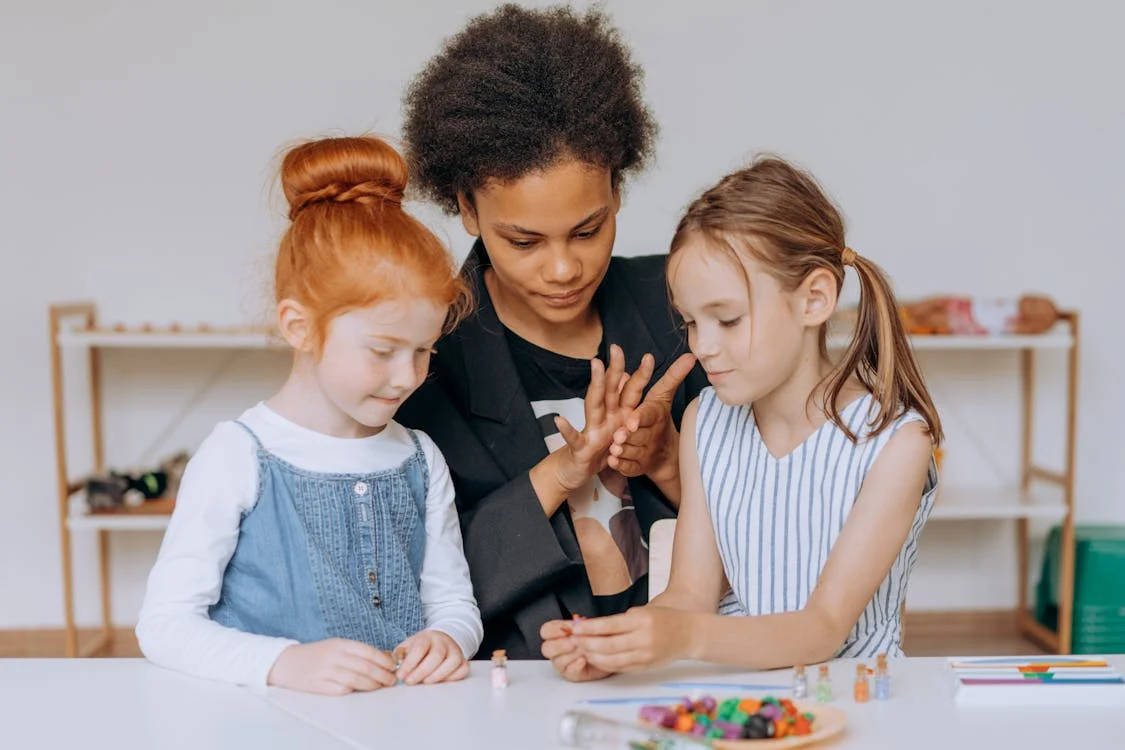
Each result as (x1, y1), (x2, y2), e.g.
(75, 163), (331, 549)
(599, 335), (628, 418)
(1035, 524), (1125, 654)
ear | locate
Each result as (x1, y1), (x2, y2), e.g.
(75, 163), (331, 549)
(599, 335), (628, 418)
(277, 298), (314, 352)
(797, 268), (839, 327)
(457, 193), (481, 237)
(611, 180), (622, 215)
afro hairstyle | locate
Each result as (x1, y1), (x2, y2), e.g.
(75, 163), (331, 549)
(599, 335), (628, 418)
(401, 3), (657, 215)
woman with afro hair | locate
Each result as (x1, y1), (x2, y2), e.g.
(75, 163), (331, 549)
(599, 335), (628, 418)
(396, 3), (707, 663)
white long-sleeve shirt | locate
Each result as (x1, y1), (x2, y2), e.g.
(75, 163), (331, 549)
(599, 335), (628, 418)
(135, 403), (483, 686)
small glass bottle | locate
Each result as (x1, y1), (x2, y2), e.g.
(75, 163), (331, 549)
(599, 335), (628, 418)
(874, 653), (892, 700)
(490, 649), (509, 689)
(816, 664), (833, 702)
(558, 710), (712, 749)
(792, 664), (808, 699)
(853, 663), (870, 703)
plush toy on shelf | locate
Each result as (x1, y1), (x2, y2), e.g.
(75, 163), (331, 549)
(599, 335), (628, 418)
(898, 294), (1061, 335)
(833, 294), (1061, 337)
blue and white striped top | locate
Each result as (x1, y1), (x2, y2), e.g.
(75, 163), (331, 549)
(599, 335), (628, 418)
(696, 387), (938, 657)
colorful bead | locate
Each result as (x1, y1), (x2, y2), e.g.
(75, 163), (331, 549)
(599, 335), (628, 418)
(638, 693), (819, 741)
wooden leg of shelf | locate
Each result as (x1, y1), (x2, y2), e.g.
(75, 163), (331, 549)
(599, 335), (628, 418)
(98, 529), (113, 646)
(1017, 518), (1029, 616)
(1057, 312), (1080, 656)
(1017, 611), (1060, 653)
(1058, 516), (1076, 655)
(50, 305), (84, 658)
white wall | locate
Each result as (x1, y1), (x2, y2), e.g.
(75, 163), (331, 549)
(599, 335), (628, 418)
(1, 0), (1122, 628)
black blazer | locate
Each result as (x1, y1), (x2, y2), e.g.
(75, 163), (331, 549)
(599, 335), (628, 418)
(396, 241), (708, 659)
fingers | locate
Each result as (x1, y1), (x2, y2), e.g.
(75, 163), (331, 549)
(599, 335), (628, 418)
(341, 639), (395, 671)
(585, 357), (607, 427)
(540, 619), (574, 641)
(603, 345), (626, 415)
(402, 644), (447, 686)
(554, 415), (583, 450)
(541, 634), (578, 660)
(609, 439), (651, 463)
(569, 612), (636, 637)
(395, 639), (431, 680)
(562, 654), (592, 682)
(422, 652), (467, 685)
(581, 649), (646, 673)
(618, 353), (655, 411)
(647, 353), (696, 403)
(447, 660), (471, 683)
(572, 631), (642, 657)
(332, 663), (387, 692)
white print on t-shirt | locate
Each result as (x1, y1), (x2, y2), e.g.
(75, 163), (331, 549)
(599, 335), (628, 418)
(531, 397), (648, 595)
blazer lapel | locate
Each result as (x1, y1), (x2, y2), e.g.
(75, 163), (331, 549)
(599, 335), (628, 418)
(455, 243), (551, 481)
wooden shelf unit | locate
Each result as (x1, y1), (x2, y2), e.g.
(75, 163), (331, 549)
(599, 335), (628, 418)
(49, 302), (1080, 656)
(49, 303), (280, 657)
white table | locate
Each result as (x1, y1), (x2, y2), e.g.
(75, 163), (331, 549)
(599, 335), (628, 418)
(3, 657), (1123, 749)
(259, 656), (1125, 749)
(0, 659), (349, 749)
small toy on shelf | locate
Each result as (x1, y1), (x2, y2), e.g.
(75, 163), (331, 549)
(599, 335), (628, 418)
(899, 294), (1061, 335)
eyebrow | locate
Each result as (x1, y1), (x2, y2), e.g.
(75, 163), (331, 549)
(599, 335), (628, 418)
(701, 299), (743, 311)
(492, 207), (609, 237)
(367, 334), (413, 346)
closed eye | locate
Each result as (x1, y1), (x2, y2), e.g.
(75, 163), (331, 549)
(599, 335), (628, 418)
(719, 317), (743, 328)
(574, 225), (602, 240)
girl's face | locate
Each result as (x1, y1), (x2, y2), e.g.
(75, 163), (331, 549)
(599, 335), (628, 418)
(314, 297), (447, 432)
(459, 157), (619, 327)
(669, 241), (809, 406)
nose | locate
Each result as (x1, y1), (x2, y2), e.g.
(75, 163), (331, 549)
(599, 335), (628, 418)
(389, 354), (421, 393)
(691, 326), (721, 361)
(542, 243), (582, 286)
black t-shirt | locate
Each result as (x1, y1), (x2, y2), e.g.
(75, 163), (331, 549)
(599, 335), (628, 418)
(503, 326), (650, 617)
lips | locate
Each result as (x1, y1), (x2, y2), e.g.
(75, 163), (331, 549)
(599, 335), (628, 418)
(540, 283), (590, 307)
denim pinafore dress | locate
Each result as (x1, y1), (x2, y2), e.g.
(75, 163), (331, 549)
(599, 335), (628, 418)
(209, 422), (428, 649)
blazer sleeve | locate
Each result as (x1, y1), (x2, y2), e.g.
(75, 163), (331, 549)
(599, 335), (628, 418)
(396, 383), (584, 624)
(455, 471), (584, 622)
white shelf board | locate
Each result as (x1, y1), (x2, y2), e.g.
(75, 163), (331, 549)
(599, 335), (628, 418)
(56, 329), (282, 349)
(828, 324), (1073, 351)
(928, 486), (1067, 521)
(67, 512), (171, 532)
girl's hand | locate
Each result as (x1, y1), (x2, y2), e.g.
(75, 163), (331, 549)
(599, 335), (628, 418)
(393, 630), (470, 686)
(267, 638), (397, 695)
(552, 345), (653, 491)
(609, 353), (696, 487)
(539, 619), (615, 682)
(567, 606), (698, 673)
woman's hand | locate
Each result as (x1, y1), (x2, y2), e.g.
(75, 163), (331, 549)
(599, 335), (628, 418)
(534, 346), (655, 511)
(609, 353), (696, 502)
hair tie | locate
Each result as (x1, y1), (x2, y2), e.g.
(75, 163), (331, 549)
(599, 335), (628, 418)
(841, 246), (857, 266)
